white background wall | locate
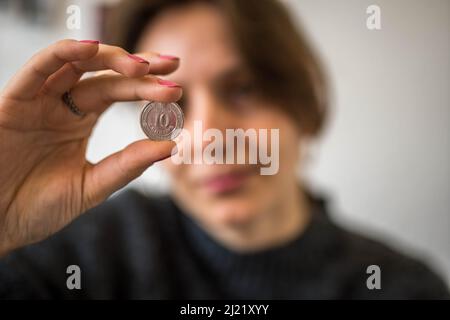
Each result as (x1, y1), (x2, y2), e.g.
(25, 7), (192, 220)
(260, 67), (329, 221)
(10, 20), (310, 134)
(292, 0), (450, 285)
(1, 0), (449, 285)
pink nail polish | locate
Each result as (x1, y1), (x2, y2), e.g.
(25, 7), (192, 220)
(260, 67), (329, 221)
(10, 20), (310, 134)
(158, 54), (180, 61)
(79, 40), (99, 44)
(157, 79), (181, 88)
(127, 54), (149, 64)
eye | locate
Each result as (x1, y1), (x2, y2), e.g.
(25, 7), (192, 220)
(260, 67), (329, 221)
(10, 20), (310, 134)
(223, 80), (257, 106)
(232, 81), (255, 96)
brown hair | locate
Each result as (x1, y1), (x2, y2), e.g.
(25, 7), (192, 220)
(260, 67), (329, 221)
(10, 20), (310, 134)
(104, 0), (328, 136)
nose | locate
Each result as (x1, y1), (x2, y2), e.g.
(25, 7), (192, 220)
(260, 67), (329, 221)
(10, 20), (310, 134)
(184, 88), (241, 160)
(190, 91), (232, 131)
(187, 88), (233, 138)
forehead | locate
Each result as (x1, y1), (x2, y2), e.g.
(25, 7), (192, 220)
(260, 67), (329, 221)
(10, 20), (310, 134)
(137, 3), (241, 82)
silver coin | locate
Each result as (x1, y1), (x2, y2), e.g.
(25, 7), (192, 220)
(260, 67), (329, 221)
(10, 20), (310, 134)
(140, 101), (184, 141)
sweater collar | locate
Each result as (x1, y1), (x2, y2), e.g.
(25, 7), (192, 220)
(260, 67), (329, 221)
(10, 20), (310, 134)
(169, 188), (340, 285)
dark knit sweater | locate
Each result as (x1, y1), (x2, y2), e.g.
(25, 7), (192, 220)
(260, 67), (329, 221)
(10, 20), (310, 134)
(0, 188), (448, 299)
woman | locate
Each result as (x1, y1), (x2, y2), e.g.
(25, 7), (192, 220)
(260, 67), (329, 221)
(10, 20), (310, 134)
(0, 0), (448, 299)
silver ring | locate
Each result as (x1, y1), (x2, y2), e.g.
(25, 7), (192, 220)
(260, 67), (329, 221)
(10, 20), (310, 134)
(62, 91), (86, 117)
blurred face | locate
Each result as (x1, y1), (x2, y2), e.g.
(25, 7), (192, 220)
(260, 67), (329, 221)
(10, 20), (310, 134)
(138, 4), (303, 234)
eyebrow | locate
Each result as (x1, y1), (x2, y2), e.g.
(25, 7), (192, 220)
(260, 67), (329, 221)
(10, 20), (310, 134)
(210, 64), (253, 88)
(174, 63), (253, 91)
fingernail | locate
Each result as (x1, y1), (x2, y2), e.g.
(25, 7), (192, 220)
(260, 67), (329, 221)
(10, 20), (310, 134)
(171, 145), (179, 155)
(127, 54), (149, 64)
(157, 79), (181, 88)
(79, 40), (99, 44)
(158, 54), (180, 61)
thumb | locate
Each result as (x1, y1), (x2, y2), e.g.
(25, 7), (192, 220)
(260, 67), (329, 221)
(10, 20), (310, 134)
(82, 139), (177, 209)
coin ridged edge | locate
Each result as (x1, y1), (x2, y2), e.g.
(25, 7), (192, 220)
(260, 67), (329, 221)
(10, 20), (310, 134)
(140, 101), (184, 141)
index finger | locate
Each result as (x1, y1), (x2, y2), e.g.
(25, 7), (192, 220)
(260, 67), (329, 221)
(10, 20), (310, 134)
(2, 39), (99, 100)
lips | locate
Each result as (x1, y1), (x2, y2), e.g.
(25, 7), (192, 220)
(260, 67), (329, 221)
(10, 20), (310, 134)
(199, 168), (254, 194)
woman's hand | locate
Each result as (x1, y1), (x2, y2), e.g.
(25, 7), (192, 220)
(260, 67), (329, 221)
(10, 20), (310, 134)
(0, 39), (182, 256)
